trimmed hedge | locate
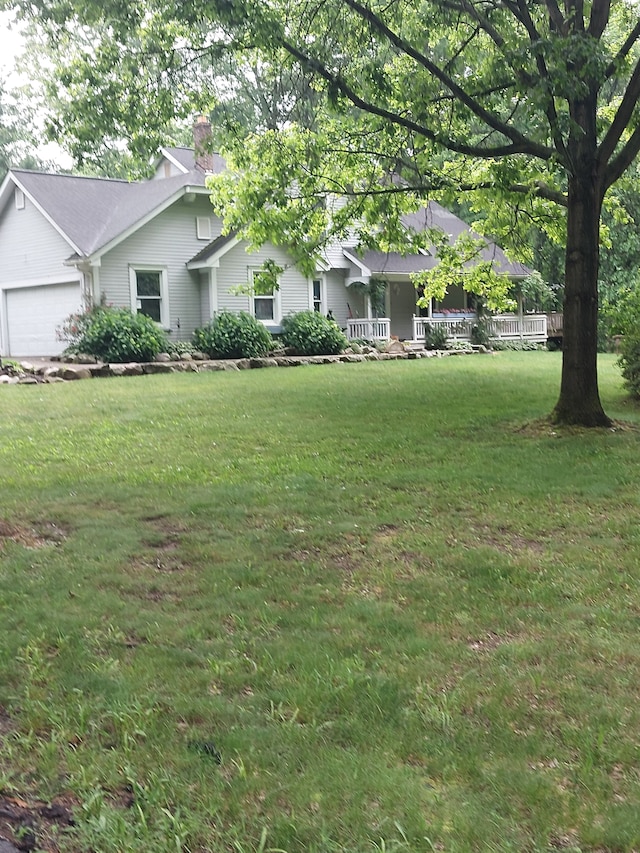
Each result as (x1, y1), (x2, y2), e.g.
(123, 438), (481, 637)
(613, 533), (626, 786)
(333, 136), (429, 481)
(281, 311), (348, 356)
(193, 311), (273, 359)
(62, 306), (169, 363)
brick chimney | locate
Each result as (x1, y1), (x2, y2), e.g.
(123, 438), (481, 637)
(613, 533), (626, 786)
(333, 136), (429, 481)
(192, 115), (214, 173)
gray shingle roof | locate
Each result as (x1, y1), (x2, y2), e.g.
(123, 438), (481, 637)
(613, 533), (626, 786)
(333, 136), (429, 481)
(11, 168), (207, 256)
(353, 202), (529, 278)
(188, 232), (238, 265)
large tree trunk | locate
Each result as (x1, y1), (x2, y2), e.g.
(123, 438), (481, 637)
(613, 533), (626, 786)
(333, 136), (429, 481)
(551, 106), (612, 427)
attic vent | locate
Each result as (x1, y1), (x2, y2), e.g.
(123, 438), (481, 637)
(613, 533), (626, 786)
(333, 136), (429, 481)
(15, 188), (25, 210)
(196, 216), (212, 241)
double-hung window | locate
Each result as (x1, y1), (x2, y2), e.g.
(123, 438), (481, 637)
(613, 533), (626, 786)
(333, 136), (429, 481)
(251, 268), (277, 322)
(130, 267), (169, 326)
(311, 278), (324, 313)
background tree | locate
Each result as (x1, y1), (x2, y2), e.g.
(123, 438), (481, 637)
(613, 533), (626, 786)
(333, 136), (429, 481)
(0, 76), (45, 178)
(9, 0), (640, 425)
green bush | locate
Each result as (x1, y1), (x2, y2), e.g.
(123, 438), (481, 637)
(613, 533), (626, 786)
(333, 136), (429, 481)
(193, 311), (273, 359)
(60, 306), (169, 362)
(619, 331), (640, 397)
(281, 311), (348, 355)
(424, 322), (449, 350)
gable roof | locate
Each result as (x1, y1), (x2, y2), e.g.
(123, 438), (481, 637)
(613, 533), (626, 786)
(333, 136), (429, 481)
(353, 202), (530, 279)
(187, 232), (240, 268)
(1, 167), (210, 260)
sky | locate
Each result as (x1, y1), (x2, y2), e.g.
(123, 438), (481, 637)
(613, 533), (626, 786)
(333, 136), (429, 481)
(0, 11), (24, 81)
(1, 10), (74, 169)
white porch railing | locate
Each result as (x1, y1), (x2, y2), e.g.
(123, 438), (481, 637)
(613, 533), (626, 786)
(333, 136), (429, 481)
(347, 318), (391, 341)
(412, 316), (473, 341)
(413, 314), (548, 343)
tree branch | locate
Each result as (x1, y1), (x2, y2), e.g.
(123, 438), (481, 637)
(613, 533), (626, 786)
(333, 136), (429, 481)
(543, 0), (569, 35)
(339, 0), (556, 160)
(604, 122), (640, 190)
(281, 38), (553, 160)
(588, 0), (610, 38)
(605, 18), (640, 79)
(598, 55), (640, 167)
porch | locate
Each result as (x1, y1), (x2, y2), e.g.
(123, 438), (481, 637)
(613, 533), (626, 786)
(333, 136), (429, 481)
(346, 313), (550, 344)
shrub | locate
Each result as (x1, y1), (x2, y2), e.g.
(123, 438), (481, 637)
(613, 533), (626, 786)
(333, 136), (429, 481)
(60, 306), (169, 363)
(619, 330), (640, 397)
(193, 311), (273, 359)
(424, 322), (449, 350)
(281, 311), (348, 355)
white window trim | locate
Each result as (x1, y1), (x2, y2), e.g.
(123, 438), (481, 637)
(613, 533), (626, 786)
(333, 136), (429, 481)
(249, 267), (280, 325)
(129, 265), (169, 328)
(310, 276), (325, 314)
(15, 188), (25, 210)
(196, 216), (212, 240)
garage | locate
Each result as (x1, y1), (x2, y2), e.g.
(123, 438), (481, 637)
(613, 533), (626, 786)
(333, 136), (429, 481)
(4, 282), (82, 357)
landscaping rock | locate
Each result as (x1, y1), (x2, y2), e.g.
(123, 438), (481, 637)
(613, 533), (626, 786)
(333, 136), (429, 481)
(60, 367), (92, 380)
(192, 351), (207, 360)
(274, 357), (301, 367)
(235, 359), (251, 370)
(200, 361), (227, 371)
(18, 376), (39, 384)
(385, 339), (407, 354)
(249, 357), (279, 369)
(143, 363), (174, 374)
(155, 352), (171, 362)
(18, 361), (35, 373)
(122, 363), (145, 376)
(90, 365), (114, 377)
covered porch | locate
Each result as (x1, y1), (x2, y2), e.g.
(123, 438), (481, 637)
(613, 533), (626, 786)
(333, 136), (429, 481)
(345, 280), (550, 344)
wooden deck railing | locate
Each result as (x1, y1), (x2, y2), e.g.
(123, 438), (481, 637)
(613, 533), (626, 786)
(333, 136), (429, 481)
(413, 313), (548, 343)
(346, 318), (391, 341)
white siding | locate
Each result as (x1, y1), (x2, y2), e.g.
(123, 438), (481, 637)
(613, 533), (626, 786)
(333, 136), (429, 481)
(98, 196), (223, 341)
(199, 270), (211, 322)
(215, 241), (311, 322)
(326, 270), (364, 331)
(0, 195), (76, 283)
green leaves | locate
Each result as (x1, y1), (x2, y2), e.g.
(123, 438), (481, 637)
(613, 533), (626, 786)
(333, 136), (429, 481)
(412, 233), (517, 314)
(281, 311), (348, 356)
(61, 306), (169, 362)
(192, 311), (273, 359)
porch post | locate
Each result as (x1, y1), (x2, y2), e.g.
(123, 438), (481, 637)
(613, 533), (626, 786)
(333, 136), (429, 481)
(518, 291), (524, 340)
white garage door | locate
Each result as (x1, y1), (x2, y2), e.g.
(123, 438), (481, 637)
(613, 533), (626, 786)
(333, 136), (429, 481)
(6, 282), (82, 357)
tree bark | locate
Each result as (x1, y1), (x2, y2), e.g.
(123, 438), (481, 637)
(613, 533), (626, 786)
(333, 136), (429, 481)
(551, 101), (612, 427)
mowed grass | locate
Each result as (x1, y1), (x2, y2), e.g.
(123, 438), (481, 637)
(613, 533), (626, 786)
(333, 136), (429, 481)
(1, 351), (639, 853)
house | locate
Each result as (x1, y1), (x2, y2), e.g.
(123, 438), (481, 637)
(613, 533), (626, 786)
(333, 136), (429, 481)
(0, 119), (539, 358)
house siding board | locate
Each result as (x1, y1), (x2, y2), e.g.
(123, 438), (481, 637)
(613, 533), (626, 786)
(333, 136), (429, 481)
(215, 241), (310, 320)
(98, 197), (222, 340)
(199, 271), (211, 322)
(325, 270), (363, 329)
(0, 196), (76, 282)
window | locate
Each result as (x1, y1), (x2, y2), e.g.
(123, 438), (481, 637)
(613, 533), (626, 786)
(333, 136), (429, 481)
(130, 267), (168, 326)
(196, 216), (212, 240)
(251, 268), (277, 322)
(15, 188), (25, 210)
(312, 278), (323, 313)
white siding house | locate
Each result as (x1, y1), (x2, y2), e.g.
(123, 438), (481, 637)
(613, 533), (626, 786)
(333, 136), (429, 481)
(0, 128), (534, 358)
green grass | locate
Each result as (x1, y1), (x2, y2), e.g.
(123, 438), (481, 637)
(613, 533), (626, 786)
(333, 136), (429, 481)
(1, 351), (639, 853)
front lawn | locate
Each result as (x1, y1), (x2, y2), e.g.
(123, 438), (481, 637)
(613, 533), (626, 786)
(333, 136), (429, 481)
(1, 352), (639, 853)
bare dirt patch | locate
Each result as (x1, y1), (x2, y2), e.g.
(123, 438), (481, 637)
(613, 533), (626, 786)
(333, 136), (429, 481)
(514, 417), (637, 438)
(0, 520), (67, 550)
(0, 709), (77, 852)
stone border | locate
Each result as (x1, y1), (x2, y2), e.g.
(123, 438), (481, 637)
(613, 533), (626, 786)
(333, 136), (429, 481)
(1, 346), (490, 386)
